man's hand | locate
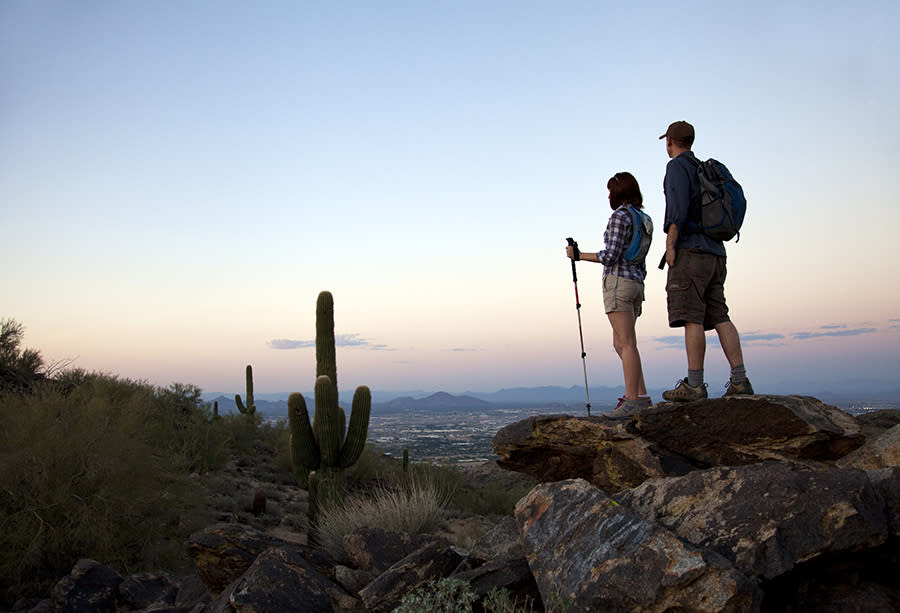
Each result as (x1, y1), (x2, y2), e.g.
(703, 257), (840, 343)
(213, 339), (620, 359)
(666, 245), (677, 268)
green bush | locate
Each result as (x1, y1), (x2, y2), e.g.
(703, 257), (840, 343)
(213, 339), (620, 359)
(450, 479), (534, 517)
(0, 373), (239, 606)
(394, 577), (476, 612)
(482, 586), (539, 612)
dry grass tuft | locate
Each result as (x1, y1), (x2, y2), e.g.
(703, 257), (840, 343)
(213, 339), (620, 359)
(314, 471), (455, 557)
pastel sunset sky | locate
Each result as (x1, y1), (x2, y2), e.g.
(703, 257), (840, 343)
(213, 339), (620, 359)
(3, 1), (898, 399)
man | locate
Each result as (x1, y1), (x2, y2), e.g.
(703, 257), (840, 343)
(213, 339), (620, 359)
(659, 120), (753, 400)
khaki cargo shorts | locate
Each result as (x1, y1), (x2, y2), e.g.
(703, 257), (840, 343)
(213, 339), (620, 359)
(603, 274), (644, 317)
(666, 248), (730, 329)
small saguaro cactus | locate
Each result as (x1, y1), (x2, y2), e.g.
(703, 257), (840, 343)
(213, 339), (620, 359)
(288, 291), (372, 501)
(235, 364), (256, 415)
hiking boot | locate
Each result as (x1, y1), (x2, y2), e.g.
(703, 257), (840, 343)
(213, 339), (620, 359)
(662, 379), (708, 402)
(608, 396), (652, 419)
(722, 378), (754, 397)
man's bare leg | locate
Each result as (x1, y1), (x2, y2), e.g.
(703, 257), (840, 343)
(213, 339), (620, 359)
(714, 320), (744, 368)
(685, 322), (706, 371)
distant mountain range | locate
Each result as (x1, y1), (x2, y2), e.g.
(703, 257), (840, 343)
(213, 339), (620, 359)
(203, 384), (900, 418)
(378, 391), (492, 411)
(205, 385), (601, 417)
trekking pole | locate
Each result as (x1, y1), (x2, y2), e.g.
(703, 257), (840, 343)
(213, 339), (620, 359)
(565, 237), (591, 417)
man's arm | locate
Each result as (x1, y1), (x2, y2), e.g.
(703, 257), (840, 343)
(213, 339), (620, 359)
(663, 157), (691, 267)
(665, 224), (679, 267)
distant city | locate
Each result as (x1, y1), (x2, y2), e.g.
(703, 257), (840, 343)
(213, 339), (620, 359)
(206, 386), (900, 465)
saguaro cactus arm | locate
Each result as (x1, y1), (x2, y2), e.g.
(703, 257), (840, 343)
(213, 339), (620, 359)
(235, 364), (256, 415)
(339, 385), (371, 468)
(288, 392), (320, 472)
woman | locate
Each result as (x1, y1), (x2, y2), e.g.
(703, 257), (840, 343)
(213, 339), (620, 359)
(565, 171), (652, 418)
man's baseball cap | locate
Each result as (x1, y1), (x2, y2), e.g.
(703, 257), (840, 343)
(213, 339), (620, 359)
(659, 120), (694, 140)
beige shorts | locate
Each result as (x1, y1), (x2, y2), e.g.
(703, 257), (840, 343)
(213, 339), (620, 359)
(603, 274), (644, 316)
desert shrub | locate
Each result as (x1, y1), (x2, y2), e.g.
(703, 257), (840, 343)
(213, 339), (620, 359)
(343, 444), (407, 485)
(314, 470), (455, 557)
(482, 586), (539, 612)
(394, 577), (476, 612)
(338, 445), (529, 517)
(450, 479), (534, 517)
(0, 373), (232, 606)
(0, 318), (45, 393)
(271, 417), (296, 476)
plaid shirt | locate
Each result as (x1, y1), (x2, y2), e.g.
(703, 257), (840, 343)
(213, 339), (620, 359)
(596, 205), (646, 283)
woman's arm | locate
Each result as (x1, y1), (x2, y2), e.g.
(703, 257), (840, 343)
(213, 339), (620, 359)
(566, 245), (602, 263)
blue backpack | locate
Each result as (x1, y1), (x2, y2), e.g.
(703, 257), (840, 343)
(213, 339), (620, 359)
(686, 156), (746, 242)
(622, 205), (653, 263)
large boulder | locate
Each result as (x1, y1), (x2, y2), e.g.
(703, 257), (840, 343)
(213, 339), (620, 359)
(187, 523), (334, 595)
(867, 466), (900, 535)
(515, 479), (761, 612)
(50, 559), (122, 613)
(358, 538), (464, 612)
(47, 560), (207, 613)
(616, 462), (888, 580)
(206, 547), (357, 613)
(837, 423), (900, 470)
(493, 396), (866, 493)
(492, 414), (691, 491)
(341, 527), (437, 575)
(635, 395), (864, 465)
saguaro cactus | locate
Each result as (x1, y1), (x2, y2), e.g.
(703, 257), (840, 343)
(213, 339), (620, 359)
(288, 291), (372, 498)
(235, 364), (256, 415)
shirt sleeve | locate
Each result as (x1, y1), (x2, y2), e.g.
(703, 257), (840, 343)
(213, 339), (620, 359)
(663, 158), (692, 234)
(597, 208), (630, 266)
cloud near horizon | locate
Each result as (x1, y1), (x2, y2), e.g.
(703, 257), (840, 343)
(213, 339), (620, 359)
(652, 332), (785, 349)
(268, 333), (390, 351)
(792, 327), (876, 340)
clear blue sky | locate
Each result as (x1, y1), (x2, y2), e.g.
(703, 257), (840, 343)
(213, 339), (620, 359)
(3, 1), (899, 399)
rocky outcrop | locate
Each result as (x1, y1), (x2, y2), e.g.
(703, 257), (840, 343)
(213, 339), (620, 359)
(838, 423), (900, 470)
(495, 395), (900, 611)
(617, 462), (887, 579)
(493, 396), (865, 490)
(186, 522), (335, 596)
(44, 558), (209, 613)
(516, 479), (761, 612)
(24, 395), (900, 612)
(358, 538), (463, 612)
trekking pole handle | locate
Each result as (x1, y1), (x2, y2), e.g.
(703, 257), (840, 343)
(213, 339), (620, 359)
(566, 237), (580, 282)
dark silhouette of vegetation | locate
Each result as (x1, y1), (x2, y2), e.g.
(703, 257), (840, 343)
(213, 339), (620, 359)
(0, 324), (274, 607)
(0, 318), (46, 393)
